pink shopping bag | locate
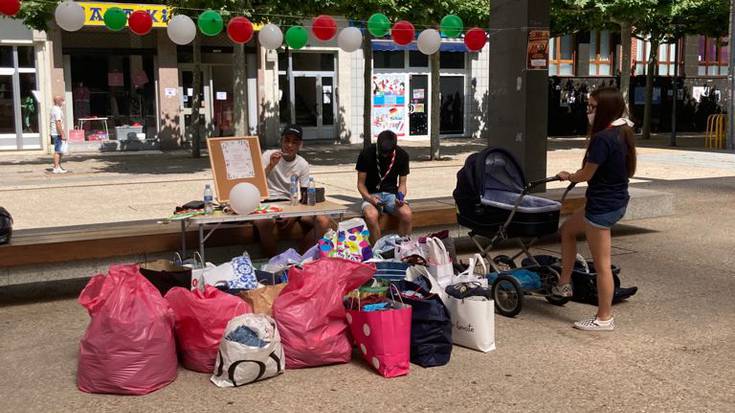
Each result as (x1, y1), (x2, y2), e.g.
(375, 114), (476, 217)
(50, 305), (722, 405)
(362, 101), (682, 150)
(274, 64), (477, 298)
(347, 300), (412, 378)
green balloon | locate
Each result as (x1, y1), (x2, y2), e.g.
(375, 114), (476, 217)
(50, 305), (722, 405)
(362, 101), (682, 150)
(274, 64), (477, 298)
(103, 7), (127, 32)
(198, 10), (223, 37)
(367, 13), (390, 37)
(285, 26), (308, 49)
(440, 15), (464, 38)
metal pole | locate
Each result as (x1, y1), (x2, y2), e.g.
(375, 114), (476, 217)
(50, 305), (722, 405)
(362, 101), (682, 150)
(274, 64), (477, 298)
(728, 0), (735, 150)
(670, 40), (678, 147)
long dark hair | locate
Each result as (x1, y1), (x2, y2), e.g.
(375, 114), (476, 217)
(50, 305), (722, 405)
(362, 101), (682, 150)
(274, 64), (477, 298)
(589, 87), (637, 177)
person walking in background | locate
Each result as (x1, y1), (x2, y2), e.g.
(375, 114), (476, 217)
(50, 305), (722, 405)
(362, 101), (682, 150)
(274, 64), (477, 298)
(356, 130), (412, 244)
(552, 87), (637, 332)
(50, 96), (67, 174)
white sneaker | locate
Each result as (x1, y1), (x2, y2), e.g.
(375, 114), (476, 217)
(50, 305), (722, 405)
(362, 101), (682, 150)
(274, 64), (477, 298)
(574, 317), (615, 331)
(53, 167), (68, 174)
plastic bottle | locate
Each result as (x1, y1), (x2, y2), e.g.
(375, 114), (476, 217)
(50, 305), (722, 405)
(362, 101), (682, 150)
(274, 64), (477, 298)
(307, 177), (316, 206)
(203, 184), (214, 214)
(290, 175), (299, 206)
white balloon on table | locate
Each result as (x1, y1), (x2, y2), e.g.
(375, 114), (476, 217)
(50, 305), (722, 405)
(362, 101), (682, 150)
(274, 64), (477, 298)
(417, 29), (441, 55)
(229, 183), (261, 215)
(259, 24), (283, 50)
(337, 27), (363, 53)
(167, 15), (197, 46)
(54, 1), (86, 32)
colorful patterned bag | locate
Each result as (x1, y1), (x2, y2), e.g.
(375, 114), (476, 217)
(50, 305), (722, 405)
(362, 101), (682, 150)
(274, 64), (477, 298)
(318, 218), (373, 262)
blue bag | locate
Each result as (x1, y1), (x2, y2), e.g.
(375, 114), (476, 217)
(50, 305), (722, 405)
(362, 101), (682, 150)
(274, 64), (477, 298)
(487, 269), (542, 290)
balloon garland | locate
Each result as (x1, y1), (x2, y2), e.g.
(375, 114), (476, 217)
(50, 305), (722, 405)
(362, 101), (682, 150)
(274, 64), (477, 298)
(0, 0), (21, 17)
(48, 9), (489, 53)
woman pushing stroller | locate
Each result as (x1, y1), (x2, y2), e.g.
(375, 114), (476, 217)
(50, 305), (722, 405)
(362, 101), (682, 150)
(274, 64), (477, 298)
(552, 87), (637, 332)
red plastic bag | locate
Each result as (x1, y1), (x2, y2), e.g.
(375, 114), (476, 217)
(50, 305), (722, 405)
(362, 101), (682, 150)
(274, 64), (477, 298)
(165, 286), (251, 373)
(272, 258), (375, 368)
(77, 264), (177, 395)
(347, 300), (412, 378)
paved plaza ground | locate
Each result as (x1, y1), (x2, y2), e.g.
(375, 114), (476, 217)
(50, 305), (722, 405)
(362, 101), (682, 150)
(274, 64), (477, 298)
(1, 134), (734, 412)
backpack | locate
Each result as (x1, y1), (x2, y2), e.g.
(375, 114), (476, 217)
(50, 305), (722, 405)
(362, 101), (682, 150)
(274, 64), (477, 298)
(0, 207), (12, 245)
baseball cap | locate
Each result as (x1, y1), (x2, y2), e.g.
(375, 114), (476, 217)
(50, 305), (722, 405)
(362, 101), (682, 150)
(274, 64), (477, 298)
(281, 124), (303, 140)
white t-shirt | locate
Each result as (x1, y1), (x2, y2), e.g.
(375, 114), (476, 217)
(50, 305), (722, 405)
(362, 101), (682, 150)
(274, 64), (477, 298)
(50, 105), (63, 136)
(262, 150), (310, 200)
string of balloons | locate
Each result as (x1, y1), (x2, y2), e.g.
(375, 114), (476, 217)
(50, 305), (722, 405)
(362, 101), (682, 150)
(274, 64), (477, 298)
(0, 0), (489, 53)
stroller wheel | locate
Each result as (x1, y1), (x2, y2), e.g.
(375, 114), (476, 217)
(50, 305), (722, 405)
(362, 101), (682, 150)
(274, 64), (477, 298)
(492, 275), (523, 317)
(493, 255), (517, 272)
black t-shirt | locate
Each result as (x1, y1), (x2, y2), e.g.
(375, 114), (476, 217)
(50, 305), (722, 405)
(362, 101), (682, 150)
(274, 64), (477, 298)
(356, 144), (410, 194)
(585, 127), (631, 214)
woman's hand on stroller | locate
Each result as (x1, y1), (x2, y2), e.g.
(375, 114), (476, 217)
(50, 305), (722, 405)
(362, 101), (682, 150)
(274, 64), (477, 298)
(557, 171), (572, 181)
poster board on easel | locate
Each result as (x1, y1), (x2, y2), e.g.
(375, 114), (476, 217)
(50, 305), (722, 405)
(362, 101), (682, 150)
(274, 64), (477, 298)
(206, 136), (269, 203)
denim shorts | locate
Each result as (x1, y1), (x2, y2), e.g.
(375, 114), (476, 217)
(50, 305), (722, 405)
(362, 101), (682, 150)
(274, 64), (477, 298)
(52, 135), (63, 153)
(361, 192), (398, 215)
(585, 207), (627, 229)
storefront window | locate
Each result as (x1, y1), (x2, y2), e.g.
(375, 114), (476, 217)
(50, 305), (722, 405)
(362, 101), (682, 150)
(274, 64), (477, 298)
(0, 46), (12, 67)
(19, 73), (38, 133)
(70, 53), (156, 140)
(549, 36), (575, 76)
(17, 46), (34, 68)
(409, 74), (428, 135)
(409, 51), (428, 67)
(0, 75), (14, 134)
(440, 52), (465, 69)
(374, 51), (404, 69)
(292, 53), (334, 71)
(440, 76), (464, 134)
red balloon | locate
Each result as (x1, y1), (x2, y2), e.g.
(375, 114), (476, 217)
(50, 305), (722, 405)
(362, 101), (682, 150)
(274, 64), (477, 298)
(128, 10), (153, 36)
(391, 20), (415, 46)
(0, 0), (21, 17)
(227, 17), (254, 44)
(312, 15), (337, 41)
(464, 27), (487, 51)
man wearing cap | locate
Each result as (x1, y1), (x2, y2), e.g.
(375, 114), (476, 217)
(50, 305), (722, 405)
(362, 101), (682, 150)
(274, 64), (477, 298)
(254, 125), (331, 256)
(356, 130), (412, 244)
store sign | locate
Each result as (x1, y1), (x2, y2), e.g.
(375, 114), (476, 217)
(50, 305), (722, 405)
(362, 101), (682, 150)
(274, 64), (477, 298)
(527, 30), (550, 70)
(82, 2), (172, 28)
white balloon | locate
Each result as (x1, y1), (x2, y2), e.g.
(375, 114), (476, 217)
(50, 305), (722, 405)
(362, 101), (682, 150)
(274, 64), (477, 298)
(229, 183), (261, 215)
(167, 15), (197, 46)
(54, 1), (85, 32)
(259, 24), (283, 50)
(417, 29), (441, 55)
(337, 27), (363, 53)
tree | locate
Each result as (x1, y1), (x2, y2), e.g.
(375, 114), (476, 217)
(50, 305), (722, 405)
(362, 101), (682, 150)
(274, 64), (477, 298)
(339, 0), (488, 159)
(551, 0), (729, 140)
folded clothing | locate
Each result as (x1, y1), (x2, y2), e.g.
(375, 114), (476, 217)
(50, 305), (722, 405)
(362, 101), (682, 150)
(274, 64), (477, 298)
(226, 325), (269, 348)
(445, 282), (492, 300)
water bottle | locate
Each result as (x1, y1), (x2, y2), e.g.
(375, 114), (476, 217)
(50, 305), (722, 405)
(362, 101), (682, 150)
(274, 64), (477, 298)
(203, 184), (214, 214)
(307, 177), (316, 206)
(290, 175), (299, 206)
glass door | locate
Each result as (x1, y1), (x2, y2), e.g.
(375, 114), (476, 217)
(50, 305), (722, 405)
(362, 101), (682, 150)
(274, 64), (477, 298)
(440, 76), (465, 135)
(409, 74), (428, 136)
(179, 66), (212, 142)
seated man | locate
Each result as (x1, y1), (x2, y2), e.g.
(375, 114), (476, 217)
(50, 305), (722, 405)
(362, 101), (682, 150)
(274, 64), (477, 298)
(254, 125), (331, 257)
(356, 130), (412, 244)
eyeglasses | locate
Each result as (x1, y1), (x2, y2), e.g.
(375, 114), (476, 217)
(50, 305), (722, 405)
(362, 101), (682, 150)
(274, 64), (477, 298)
(587, 104), (597, 113)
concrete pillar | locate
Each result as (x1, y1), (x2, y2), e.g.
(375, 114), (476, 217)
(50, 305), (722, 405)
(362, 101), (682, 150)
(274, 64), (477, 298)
(577, 43), (590, 76)
(155, 29), (181, 148)
(682, 35), (700, 77)
(337, 48), (352, 143)
(257, 45), (280, 148)
(487, 0), (549, 184)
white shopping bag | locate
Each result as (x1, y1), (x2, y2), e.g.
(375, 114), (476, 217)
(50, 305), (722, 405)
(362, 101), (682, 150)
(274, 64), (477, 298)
(446, 295), (495, 353)
(210, 314), (285, 387)
(189, 262), (234, 290)
(454, 254), (489, 287)
(60, 140), (69, 155)
(426, 237), (453, 288)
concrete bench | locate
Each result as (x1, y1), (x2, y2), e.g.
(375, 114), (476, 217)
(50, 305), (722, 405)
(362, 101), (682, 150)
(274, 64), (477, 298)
(0, 188), (673, 285)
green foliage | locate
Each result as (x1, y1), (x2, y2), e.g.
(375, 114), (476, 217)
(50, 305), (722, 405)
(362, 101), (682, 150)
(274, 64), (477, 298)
(16, 0), (60, 31)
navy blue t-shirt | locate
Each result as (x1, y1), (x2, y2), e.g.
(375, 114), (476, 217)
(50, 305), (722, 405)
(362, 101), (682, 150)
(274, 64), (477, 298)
(584, 127), (631, 214)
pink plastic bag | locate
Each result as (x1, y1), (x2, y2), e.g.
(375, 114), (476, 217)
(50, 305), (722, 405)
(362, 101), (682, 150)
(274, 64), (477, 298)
(165, 286), (251, 373)
(347, 301), (412, 378)
(272, 258), (375, 368)
(77, 264), (177, 395)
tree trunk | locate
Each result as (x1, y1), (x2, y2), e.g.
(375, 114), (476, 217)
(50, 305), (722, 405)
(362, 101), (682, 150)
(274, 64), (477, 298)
(233, 43), (248, 136)
(362, 33), (373, 149)
(642, 37), (659, 140)
(619, 21), (632, 108)
(429, 52), (441, 160)
(670, 39), (678, 147)
(191, 36), (202, 158)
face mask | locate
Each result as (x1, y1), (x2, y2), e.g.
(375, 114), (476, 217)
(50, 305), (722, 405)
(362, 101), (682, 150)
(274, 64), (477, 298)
(587, 113), (595, 126)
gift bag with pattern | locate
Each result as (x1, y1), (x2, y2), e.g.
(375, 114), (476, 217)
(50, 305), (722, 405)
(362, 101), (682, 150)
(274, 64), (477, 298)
(318, 218), (373, 262)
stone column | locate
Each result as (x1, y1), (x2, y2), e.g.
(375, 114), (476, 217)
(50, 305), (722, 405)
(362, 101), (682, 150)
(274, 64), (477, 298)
(487, 0), (550, 185)
(155, 29), (181, 148)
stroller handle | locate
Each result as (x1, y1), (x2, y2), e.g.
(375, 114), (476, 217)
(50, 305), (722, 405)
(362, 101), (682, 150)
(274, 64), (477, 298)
(561, 182), (577, 203)
(526, 175), (562, 191)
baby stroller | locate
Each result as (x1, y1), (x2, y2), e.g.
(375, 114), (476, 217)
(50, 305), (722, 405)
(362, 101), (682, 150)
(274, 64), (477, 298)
(453, 147), (575, 317)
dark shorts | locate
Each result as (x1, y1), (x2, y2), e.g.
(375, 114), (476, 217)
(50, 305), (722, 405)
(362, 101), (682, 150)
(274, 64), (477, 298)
(52, 135), (63, 153)
(585, 207), (627, 229)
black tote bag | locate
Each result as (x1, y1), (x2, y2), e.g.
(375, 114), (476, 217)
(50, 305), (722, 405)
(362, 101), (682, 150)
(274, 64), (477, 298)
(397, 279), (452, 367)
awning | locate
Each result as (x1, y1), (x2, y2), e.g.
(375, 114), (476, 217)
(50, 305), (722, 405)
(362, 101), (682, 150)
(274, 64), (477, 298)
(371, 40), (468, 53)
